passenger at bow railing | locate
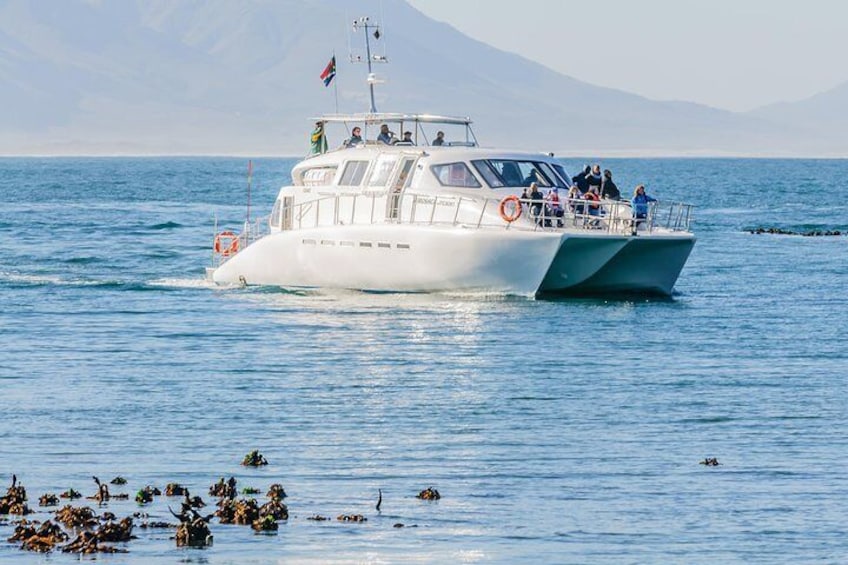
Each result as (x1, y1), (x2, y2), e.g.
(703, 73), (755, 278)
(544, 186), (565, 228)
(567, 185), (585, 218)
(528, 182), (545, 226)
(631, 184), (657, 228)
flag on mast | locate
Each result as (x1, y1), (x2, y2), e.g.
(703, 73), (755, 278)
(320, 55), (336, 87)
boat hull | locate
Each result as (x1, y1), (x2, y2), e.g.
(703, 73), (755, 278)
(539, 233), (696, 296)
(212, 224), (563, 295)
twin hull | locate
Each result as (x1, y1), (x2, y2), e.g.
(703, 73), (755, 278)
(211, 225), (696, 296)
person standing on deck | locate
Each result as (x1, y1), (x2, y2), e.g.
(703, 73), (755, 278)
(310, 121), (328, 154)
(601, 169), (621, 200)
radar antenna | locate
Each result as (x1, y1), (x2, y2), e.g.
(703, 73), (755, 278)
(350, 16), (387, 113)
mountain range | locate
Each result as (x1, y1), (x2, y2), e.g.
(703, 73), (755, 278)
(0, 0), (846, 156)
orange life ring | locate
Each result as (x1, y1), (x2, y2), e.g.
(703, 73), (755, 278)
(214, 230), (240, 256)
(498, 195), (522, 223)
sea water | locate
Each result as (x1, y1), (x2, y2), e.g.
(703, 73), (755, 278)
(0, 157), (846, 564)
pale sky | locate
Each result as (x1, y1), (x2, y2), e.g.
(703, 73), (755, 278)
(405, 0), (848, 112)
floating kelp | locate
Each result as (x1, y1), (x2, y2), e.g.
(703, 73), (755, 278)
(700, 457), (721, 466)
(55, 505), (98, 529)
(59, 488), (81, 500)
(416, 487), (441, 500)
(242, 487), (261, 495)
(10, 520), (67, 552)
(165, 483), (187, 497)
(251, 515), (278, 532)
(259, 499), (288, 521)
(266, 484), (287, 500)
(307, 514), (329, 521)
(241, 450), (269, 467)
(171, 506), (214, 548)
(95, 517), (134, 542)
(748, 227), (843, 236)
(135, 486), (160, 504)
(38, 494), (59, 507)
(336, 514), (366, 522)
(62, 530), (128, 554)
(0, 475), (30, 515)
(209, 477), (237, 499)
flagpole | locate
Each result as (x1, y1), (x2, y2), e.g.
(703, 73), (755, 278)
(332, 51), (339, 115)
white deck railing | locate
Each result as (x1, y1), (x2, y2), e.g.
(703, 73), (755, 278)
(212, 192), (693, 265)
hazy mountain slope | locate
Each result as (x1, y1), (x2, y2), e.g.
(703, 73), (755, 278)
(749, 80), (848, 136)
(0, 0), (838, 155)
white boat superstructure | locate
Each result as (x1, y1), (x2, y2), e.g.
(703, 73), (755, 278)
(209, 133), (695, 296)
(206, 15), (695, 296)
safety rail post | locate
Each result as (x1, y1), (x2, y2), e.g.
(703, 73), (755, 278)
(370, 194), (376, 224)
(410, 194), (418, 224)
(452, 196), (462, 226)
(476, 198), (489, 228)
(429, 196), (437, 225)
(350, 194), (357, 225)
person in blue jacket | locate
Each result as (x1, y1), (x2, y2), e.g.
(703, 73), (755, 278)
(631, 184), (657, 224)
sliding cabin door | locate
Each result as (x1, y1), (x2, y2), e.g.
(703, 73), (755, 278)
(387, 156), (417, 221)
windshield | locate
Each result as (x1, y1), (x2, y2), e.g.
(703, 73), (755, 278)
(470, 159), (569, 188)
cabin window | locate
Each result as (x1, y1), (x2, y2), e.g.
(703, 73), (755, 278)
(367, 156), (398, 187)
(471, 160), (505, 188)
(474, 159), (554, 187)
(430, 162), (481, 188)
(301, 167), (337, 186)
(338, 160), (370, 186)
(551, 163), (572, 187)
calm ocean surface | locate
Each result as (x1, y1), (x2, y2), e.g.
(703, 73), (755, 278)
(0, 157), (846, 564)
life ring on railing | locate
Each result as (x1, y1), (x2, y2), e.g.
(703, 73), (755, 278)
(213, 230), (240, 256)
(498, 195), (522, 223)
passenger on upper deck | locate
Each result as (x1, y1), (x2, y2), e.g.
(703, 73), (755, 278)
(310, 121), (328, 154)
(343, 127), (363, 148)
(572, 165), (591, 194)
(432, 131), (445, 146)
(396, 131), (415, 145)
(377, 124), (396, 145)
(600, 169), (621, 200)
(632, 184), (657, 222)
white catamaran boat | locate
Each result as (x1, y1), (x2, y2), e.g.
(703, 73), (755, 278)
(207, 17), (695, 296)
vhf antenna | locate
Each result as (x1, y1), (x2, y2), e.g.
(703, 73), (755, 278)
(350, 16), (387, 113)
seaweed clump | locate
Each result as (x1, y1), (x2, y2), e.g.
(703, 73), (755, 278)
(241, 450), (269, 467)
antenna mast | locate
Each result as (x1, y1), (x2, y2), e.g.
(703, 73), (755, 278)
(351, 16), (387, 113)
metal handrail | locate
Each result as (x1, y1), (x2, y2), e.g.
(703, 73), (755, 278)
(213, 191), (694, 265)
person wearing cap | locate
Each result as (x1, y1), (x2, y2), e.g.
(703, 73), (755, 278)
(397, 131), (415, 145)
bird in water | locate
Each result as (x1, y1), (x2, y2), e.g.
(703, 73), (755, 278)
(376, 489), (382, 512)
